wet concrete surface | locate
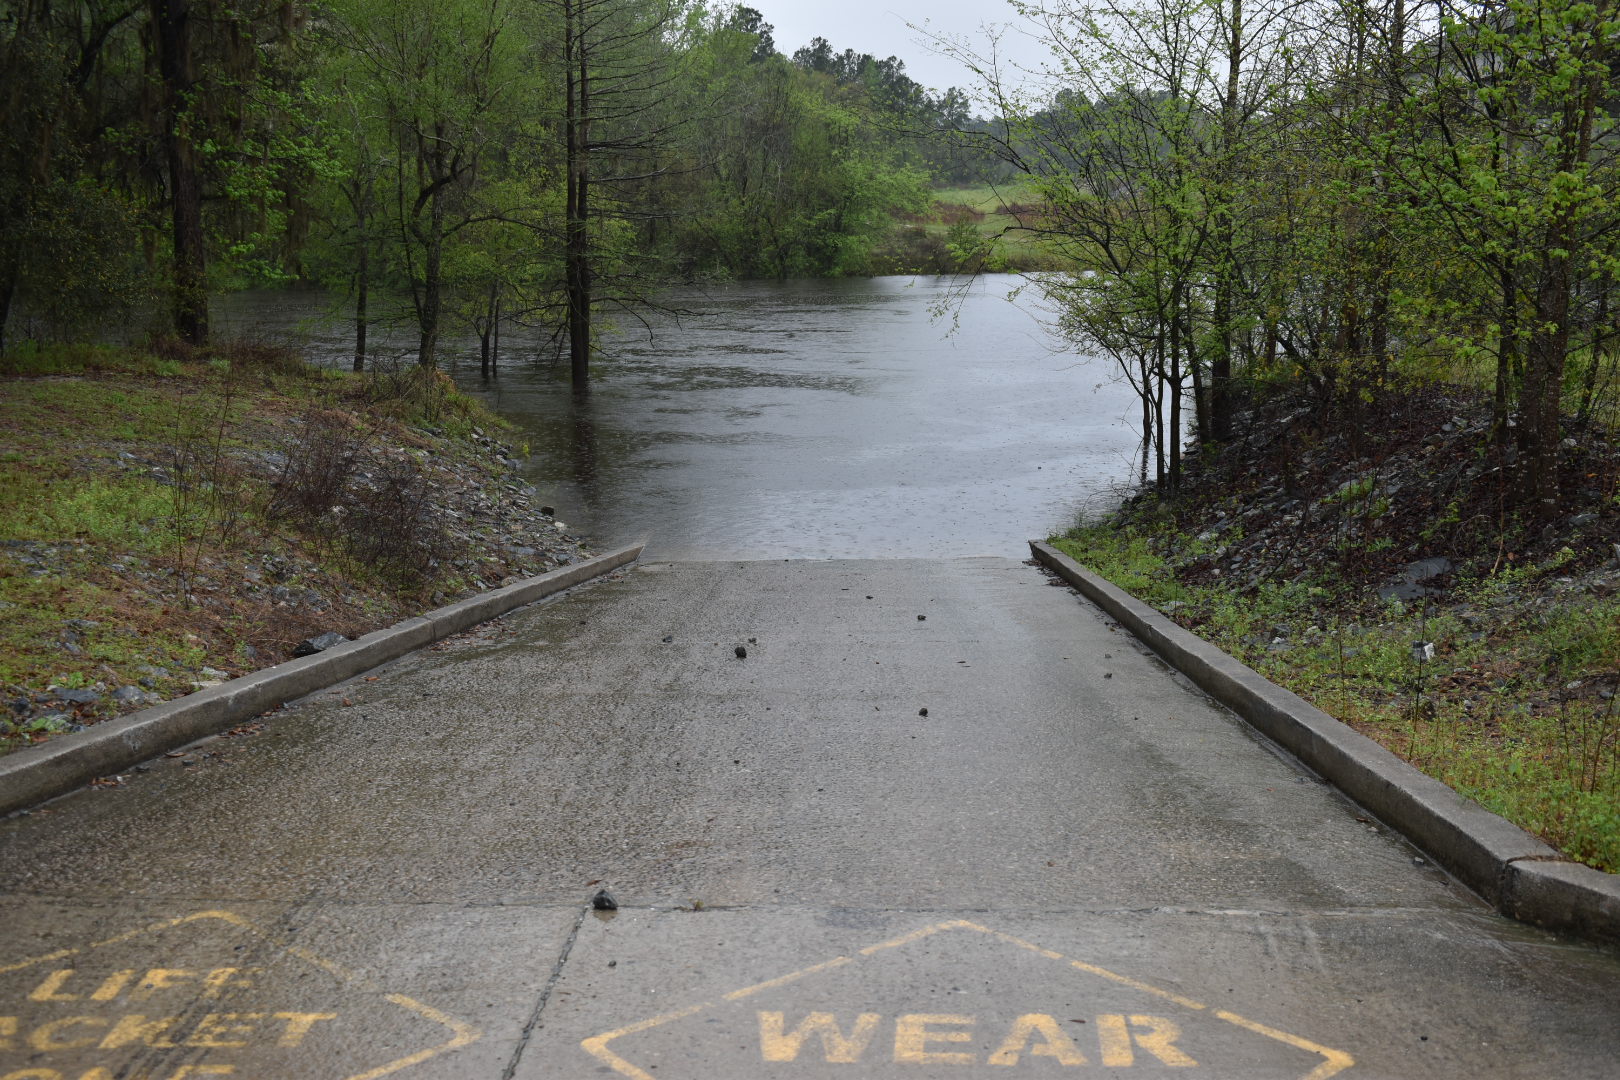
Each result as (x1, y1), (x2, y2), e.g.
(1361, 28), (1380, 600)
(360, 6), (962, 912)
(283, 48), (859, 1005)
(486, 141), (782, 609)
(2, 558), (1618, 1079)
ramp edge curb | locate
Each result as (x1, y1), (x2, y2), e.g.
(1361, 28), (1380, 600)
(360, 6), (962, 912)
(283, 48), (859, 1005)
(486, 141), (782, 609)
(0, 541), (645, 817)
(1030, 540), (1620, 948)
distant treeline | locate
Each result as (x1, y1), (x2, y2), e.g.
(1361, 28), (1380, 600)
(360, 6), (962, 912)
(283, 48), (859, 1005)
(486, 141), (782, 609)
(1, 0), (1002, 377)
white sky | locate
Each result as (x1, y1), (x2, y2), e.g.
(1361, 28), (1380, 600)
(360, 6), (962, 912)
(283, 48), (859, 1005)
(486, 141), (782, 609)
(746, 0), (1054, 100)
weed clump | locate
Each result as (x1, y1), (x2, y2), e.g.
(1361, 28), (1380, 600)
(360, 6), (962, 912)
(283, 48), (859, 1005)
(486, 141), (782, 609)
(265, 408), (450, 585)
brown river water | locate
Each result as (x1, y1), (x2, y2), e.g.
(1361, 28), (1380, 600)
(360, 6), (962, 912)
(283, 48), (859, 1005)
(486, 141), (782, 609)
(217, 275), (1140, 560)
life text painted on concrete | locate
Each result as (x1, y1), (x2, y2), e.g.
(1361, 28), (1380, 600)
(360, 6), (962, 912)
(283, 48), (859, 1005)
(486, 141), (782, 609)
(1, 911), (478, 1080)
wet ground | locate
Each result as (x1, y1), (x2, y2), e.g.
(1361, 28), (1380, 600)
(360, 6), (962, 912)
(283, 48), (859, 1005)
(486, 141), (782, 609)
(2, 558), (1618, 1079)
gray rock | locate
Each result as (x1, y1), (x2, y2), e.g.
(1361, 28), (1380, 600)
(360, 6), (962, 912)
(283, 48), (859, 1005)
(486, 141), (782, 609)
(55, 687), (101, 705)
(1377, 556), (1454, 601)
(1376, 581), (1434, 601)
(111, 686), (151, 705)
(1404, 557), (1453, 581)
(292, 632), (350, 657)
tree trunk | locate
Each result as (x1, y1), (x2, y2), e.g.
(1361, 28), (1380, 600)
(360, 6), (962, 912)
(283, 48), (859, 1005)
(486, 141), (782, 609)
(1578, 271), (1609, 426)
(153, 0), (208, 345)
(1513, 63), (1600, 517)
(1208, 0), (1242, 443)
(417, 184), (444, 368)
(1517, 275), (1567, 517)
(1493, 262), (1518, 444)
(0, 251), (17, 356)
(564, 0), (592, 389)
(353, 233), (368, 372)
(1168, 282), (1184, 491)
(1365, 0), (1404, 389)
(1152, 331), (1166, 489)
(480, 284), (496, 378)
(1190, 332), (1212, 446)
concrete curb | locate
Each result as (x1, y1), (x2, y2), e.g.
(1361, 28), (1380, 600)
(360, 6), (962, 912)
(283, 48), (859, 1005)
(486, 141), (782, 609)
(0, 541), (645, 817)
(1031, 540), (1620, 948)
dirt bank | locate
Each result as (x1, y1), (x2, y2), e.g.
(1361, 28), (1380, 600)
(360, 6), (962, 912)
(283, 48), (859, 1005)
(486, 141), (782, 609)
(1, 341), (592, 755)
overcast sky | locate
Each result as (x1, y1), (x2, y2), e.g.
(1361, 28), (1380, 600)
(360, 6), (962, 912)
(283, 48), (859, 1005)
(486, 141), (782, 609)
(746, 0), (1053, 100)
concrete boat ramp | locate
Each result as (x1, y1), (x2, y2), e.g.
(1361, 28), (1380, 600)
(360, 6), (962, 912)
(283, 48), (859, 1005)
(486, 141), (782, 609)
(2, 556), (1617, 1079)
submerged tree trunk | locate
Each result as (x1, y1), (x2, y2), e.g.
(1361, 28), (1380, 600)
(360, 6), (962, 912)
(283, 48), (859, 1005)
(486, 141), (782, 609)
(479, 284), (498, 378)
(564, 0), (593, 389)
(353, 234), (369, 372)
(416, 179), (445, 369)
(0, 252), (17, 355)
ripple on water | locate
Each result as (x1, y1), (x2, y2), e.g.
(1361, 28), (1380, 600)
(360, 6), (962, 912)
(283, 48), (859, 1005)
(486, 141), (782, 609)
(217, 276), (1141, 559)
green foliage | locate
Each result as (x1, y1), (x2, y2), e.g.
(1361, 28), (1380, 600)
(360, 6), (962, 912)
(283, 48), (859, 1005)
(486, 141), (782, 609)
(0, 0), (993, 361)
(667, 33), (936, 279)
(962, 0), (1620, 504)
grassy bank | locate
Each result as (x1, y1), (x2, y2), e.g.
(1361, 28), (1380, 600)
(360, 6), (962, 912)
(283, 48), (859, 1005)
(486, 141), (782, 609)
(871, 182), (1068, 274)
(1053, 385), (1620, 873)
(0, 342), (589, 755)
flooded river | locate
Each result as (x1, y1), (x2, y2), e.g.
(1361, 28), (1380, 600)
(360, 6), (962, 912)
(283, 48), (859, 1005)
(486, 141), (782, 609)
(217, 276), (1140, 560)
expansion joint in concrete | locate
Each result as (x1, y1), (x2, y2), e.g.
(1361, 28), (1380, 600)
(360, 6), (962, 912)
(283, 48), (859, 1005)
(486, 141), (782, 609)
(500, 900), (590, 1080)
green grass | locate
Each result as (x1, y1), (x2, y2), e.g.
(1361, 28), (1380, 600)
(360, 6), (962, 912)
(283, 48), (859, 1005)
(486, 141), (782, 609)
(0, 475), (181, 552)
(1052, 523), (1620, 873)
(922, 183), (1068, 272)
(0, 341), (179, 378)
(930, 182), (1039, 211)
(0, 573), (205, 698)
(0, 341), (520, 753)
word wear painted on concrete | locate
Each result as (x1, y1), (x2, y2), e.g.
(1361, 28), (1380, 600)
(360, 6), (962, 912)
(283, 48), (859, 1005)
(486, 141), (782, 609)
(582, 920), (1354, 1080)
(759, 1010), (1195, 1066)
